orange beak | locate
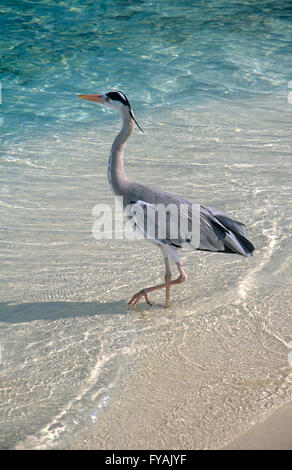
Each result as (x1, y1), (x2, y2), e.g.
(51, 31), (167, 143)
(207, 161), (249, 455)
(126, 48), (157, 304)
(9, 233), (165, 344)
(78, 94), (104, 103)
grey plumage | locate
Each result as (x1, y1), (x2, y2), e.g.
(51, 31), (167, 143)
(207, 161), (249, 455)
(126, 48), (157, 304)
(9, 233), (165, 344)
(122, 181), (254, 257)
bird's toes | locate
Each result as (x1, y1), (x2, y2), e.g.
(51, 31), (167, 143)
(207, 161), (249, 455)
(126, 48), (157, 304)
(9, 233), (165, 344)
(127, 289), (152, 309)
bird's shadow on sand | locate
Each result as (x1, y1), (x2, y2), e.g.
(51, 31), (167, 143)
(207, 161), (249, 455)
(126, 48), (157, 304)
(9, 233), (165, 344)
(0, 300), (133, 324)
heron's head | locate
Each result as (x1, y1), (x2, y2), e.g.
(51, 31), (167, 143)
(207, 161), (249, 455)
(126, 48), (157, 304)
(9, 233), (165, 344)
(78, 90), (143, 132)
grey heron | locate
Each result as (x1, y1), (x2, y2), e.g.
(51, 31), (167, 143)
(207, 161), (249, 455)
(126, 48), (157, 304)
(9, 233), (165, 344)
(78, 91), (255, 308)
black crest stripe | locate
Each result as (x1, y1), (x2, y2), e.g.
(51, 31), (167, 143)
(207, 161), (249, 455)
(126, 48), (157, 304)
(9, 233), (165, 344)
(106, 91), (130, 107)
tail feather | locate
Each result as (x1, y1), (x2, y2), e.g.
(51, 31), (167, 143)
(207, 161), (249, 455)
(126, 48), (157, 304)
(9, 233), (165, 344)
(223, 227), (255, 256)
(202, 206), (255, 257)
(205, 206), (245, 236)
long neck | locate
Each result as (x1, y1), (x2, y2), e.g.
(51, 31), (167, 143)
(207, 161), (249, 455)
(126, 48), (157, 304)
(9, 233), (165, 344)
(108, 108), (134, 195)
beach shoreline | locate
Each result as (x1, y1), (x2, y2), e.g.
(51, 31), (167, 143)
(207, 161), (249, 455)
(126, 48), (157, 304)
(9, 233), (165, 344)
(221, 401), (292, 450)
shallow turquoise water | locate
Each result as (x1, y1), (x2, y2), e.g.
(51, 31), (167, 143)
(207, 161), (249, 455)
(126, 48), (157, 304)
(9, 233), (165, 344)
(0, 0), (292, 450)
(1, 0), (291, 141)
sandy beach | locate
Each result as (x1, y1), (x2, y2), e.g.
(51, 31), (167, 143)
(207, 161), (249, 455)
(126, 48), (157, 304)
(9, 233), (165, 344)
(222, 401), (292, 450)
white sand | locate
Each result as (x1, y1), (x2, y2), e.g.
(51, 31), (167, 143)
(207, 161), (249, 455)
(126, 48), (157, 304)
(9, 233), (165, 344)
(222, 402), (292, 450)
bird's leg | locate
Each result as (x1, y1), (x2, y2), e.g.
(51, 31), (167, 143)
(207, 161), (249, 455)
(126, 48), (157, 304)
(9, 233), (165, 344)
(164, 256), (172, 308)
(128, 261), (187, 309)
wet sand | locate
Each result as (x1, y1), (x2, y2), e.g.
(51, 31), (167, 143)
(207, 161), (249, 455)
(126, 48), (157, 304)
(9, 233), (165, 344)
(222, 401), (292, 450)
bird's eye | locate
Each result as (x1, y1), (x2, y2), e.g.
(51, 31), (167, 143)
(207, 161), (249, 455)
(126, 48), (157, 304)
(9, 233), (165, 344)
(105, 97), (110, 103)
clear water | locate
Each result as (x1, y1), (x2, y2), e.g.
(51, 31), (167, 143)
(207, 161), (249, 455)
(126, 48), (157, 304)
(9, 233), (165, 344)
(0, 0), (292, 449)
(1, 0), (292, 142)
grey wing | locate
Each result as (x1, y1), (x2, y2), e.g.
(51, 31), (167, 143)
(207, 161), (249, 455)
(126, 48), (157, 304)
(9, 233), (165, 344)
(122, 181), (192, 246)
(122, 182), (254, 256)
(125, 200), (158, 241)
(126, 199), (187, 247)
